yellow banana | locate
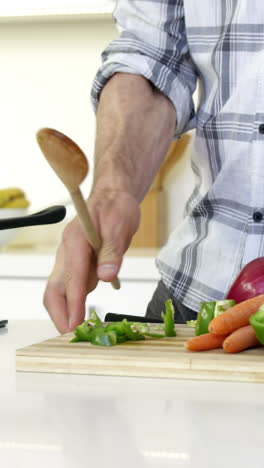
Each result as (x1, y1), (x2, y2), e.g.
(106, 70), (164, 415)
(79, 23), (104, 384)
(0, 187), (30, 208)
(4, 197), (30, 208)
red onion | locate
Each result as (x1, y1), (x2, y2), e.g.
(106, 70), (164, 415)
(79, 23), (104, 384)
(226, 257), (264, 303)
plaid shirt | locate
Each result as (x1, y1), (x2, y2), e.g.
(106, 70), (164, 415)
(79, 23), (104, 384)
(91, 0), (264, 312)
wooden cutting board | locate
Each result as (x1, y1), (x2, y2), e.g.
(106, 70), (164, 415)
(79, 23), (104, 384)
(16, 325), (264, 383)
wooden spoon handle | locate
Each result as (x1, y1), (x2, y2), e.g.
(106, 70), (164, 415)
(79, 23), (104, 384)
(71, 189), (120, 290)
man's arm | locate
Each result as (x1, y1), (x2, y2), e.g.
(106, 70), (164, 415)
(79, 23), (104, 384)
(92, 73), (176, 203)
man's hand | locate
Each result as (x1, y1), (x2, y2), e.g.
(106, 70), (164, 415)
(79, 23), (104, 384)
(43, 190), (140, 334)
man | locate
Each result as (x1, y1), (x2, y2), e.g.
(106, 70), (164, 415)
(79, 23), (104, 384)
(44, 1), (264, 333)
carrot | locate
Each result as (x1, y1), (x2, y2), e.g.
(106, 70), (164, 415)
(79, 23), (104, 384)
(208, 294), (264, 336)
(223, 325), (260, 353)
(185, 333), (227, 352)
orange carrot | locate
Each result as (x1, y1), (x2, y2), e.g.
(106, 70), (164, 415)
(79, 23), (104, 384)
(208, 294), (264, 336)
(223, 325), (260, 353)
(185, 333), (227, 352)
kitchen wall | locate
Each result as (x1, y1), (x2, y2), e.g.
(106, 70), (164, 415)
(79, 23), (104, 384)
(0, 17), (117, 211)
(0, 15), (194, 238)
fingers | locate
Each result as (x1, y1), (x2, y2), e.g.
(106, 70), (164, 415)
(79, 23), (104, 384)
(44, 221), (98, 333)
(62, 221), (98, 331)
(43, 278), (69, 334)
(43, 244), (69, 334)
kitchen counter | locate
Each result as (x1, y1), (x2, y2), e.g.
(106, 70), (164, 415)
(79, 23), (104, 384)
(1, 320), (264, 468)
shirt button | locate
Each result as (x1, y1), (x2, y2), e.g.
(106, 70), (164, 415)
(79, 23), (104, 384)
(259, 124), (264, 134)
(253, 211), (263, 222)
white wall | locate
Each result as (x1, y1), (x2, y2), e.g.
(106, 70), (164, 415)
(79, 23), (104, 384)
(0, 1), (116, 16)
(0, 16), (194, 239)
(0, 18), (117, 211)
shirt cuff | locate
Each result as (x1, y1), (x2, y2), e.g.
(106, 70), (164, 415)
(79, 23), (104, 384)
(91, 54), (197, 137)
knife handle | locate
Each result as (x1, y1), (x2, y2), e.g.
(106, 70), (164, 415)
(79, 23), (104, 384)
(104, 313), (186, 324)
(0, 320), (8, 328)
(105, 313), (163, 323)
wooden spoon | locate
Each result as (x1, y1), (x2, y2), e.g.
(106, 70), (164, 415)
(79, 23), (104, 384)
(36, 128), (120, 290)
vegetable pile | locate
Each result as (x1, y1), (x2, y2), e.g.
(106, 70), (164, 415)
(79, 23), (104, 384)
(185, 295), (264, 353)
(71, 299), (176, 346)
(185, 257), (264, 353)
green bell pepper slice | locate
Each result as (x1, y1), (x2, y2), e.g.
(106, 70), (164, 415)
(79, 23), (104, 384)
(88, 309), (103, 328)
(161, 299), (176, 337)
(213, 299), (236, 317)
(71, 336), (81, 343)
(105, 321), (145, 341)
(72, 321), (94, 342)
(105, 321), (128, 336)
(122, 320), (146, 341)
(90, 329), (118, 347)
(186, 320), (197, 328)
(127, 322), (164, 338)
(195, 301), (216, 336)
(250, 305), (264, 345)
(186, 300), (235, 332)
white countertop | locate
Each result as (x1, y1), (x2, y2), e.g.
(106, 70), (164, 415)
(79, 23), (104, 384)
(1, 320), (264, 468)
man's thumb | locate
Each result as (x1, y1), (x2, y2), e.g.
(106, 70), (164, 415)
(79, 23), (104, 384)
(96, 243), (121, 282)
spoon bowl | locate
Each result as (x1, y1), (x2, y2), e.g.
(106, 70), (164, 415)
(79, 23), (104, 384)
(37, 128), (88, 192)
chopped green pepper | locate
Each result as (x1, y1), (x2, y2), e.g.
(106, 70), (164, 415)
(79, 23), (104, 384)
(250, 305), (264, 345)
(139, 331), (164, 339)
(71, 310), (103, 343)
(195, 301), (216, 336)
(122, 320), (146, 341)
(105, 320), (145, 341)
(186, 320), (197, 328)
(70, 336), (80, 343)
(71, 302), (178, 346)
(161, 299), (176, 337)
(105, 321), (129, 336)
(213, 299), (236, 317)
(90, 329), (117, 347)
(88, 309), (103, 327)
(127, 322), (164, 339)
(72, 321), (94, 342)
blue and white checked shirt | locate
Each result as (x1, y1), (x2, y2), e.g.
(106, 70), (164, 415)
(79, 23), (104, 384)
(91, 0), (264, 312)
